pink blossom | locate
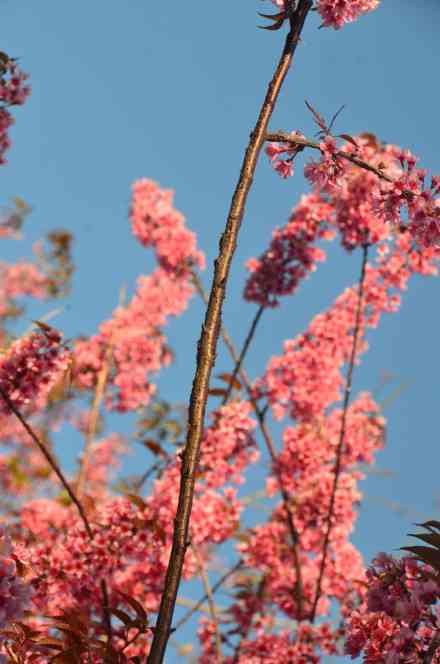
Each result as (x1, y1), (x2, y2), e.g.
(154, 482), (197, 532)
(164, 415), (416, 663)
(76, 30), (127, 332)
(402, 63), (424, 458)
(270, 0), (380, 29)
(75, 179), (205, 411)
(316, 0), (380, 29)
(0, 330), (70, 415)
(0, 528), (32, 630)
(130, 178), (205, 271)
(0, 57), (31, 164)
(244, 193), (333, 306)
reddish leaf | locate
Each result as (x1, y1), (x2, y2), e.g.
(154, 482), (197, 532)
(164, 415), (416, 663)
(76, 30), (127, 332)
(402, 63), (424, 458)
(338, 134), (359, 148)
(259, 19), (285, 30)
(208, 388), (228, 397)
(116, 591), (148, 624)
(50, 648), (82, 663)
(216, 372), (242, 390)
(415, 520), (440, 533)
(35, 640), (65, 650)
(127, 494), (147, 511)
(110, 607), (135, 627)
(143, 439), (168, 458)
(257, 10), (285, 20)
(409, 531), (440, 549)
(305, 100), (327, 131)
(359, 132), (380, 149)
(400, 546), (440, 571)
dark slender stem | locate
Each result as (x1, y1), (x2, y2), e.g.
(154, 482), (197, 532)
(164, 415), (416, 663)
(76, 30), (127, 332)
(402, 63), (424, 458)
(265, 131), (396, 184)
(232, 576), (266, 663)
(0, 385), (93, 538)
(134, 460), (165, 492)
(192, 270), (305, 619)
(310, 244), (369, 622)
(192, 543), (223, 662)
(147, 5), (312, 661)
(222, 305), (264, 405)
(100, 578), (113, 651)
(76, 341), (113, 499)
(0, 386), (113, 646)
(174, 560), (244, 631)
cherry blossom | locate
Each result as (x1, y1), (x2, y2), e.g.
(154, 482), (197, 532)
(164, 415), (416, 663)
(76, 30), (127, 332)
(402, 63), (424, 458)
(0, 330), (70, 416)
(269, 0), (380, 29)
(0, 527), (32, 631)
(0, 56), (30, 164)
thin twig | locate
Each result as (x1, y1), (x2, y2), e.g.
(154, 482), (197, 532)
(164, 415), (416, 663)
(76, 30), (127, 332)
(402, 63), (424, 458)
(133, 460), (166, 493)
(76, 342), (113, 498)
(265, 131), (396, 183)
(191, 543), (223, 663)
(192, 271), (305, 618)
(310, 244), (369, 622)
(175, 595), (296, 630)
(0, 385), (93, 537)
(0, 387), (114, 646)
(232, 576), (266, 663)
(222, 305), (264, 405)
(147, 4), (312, 661)
(174, 560), (244, 631)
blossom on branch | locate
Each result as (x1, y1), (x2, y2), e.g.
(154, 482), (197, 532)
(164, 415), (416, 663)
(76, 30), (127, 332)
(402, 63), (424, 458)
(0, 330), (70, 415)
(75, 179), (205, 412)
(0, 528), (32, 631)
(0, 55), (31, 165)
(269, 0), (380, 29)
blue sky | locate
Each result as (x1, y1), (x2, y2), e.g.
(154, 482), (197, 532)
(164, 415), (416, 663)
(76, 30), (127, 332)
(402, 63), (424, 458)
(2, 0), (440, 660)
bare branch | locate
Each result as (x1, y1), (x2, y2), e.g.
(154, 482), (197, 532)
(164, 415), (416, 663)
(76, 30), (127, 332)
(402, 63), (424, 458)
(310, 244), (369, 622)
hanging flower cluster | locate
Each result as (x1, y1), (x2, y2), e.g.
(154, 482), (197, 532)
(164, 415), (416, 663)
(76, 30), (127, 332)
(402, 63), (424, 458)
(75, 179), (205, 412)
(0, 54), (30, 165)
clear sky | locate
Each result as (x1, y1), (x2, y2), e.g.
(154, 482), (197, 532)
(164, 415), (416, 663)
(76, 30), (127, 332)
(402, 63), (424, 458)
(2, 0), (440, 660)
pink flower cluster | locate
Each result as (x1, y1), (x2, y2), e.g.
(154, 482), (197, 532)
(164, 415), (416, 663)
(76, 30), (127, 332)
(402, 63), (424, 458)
(251, 136), (407, 307)
(0, 527), (31, 630)
(199, 621), (341, 663)
(269, 0), (380, 29)
(236, 395), (382, 625)
(244, 193), (334, 307)
(6, 400), (258, 656)
(316, 0), (380, 29)
(377, 151), (440, 248)
(266, 132), (306, 180)
(145, 401), (258, 562)
(130, 178), (205, 272)
(197, 400), (258, 488)
(75, 179), (205, 411)
(345, 553), (440, 662)
(0, 262), (48, 318)
(0, 329), (70, 415)
(0, 57), (31, 165)
(268, 132), (440, 249)
(304, 135), (343, 192)
(256, 232), (438, 423)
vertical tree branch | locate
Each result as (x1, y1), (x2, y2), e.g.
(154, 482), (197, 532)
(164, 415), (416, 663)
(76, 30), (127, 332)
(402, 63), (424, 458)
(192, 270), (304, 618)
(76, 342), (113, 499)
(310, 244), (369, 622)
(147, 5), (312, 660)
(191, 543), (223, 662)
(222, 305), (264, 405)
